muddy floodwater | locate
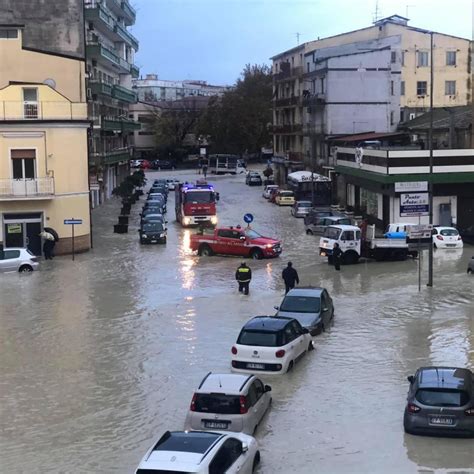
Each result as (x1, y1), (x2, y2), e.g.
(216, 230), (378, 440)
(1, 169), (473, 473)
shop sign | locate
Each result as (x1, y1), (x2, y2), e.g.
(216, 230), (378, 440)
(395, 181), (428, 193)
(400, 193), (429, 216)
(7, 224), (22, 234)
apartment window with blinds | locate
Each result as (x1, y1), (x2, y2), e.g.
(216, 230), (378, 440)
(446, 51), (456, 66)
(11, 149), (36, 179)
(0, 29), (18, 39)
(401, 51), (405, 66)
(401, 81), (405, 96)
(417, 81), (427, 96)
(445, 81), (456, 95)
(417, 51), (428, 67)
(391, 81), (394, 96)
(391, 51), (396, 63)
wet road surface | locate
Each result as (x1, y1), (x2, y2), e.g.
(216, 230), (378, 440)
(0, 168), (473, 473)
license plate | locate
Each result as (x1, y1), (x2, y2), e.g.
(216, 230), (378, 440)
(204, 421), (228, 429)
(151, 240), (157, 243)
(247, 363), (265, 369)
(430, 416), (454, 425)
(446, 244), (456, 247)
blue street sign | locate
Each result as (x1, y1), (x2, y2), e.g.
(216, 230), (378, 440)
(64, 219), (83, 225)
(244, 213), (254, 224)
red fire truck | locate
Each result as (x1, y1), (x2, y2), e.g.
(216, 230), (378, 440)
(175, 182), (218, 227)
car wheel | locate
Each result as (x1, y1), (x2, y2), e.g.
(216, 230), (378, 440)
(306, 229), (313, 235)
(467, 268), (472, 274)
(286, 360), (294, 373)
(321, 323), (326, 333)
(433, 242), (437, 249)
(199, 244), (213, 257)
(19, 265), (33, 273)
(252, 451), (261, 472)
(250, 249), (263, 260)
(308, 341), (314, 351)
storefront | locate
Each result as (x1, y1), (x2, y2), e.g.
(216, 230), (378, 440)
(2, 212), (43, 255)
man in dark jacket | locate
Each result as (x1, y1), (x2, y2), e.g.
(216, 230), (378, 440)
(236, 262), (252, 295)
(282, 261), (300, 294)
(333, 242), (343, 271)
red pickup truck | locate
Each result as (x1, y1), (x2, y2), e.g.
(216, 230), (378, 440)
(190, 226), (282, 259)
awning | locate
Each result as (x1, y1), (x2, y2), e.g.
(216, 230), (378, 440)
(329, 131), (406, 143)
(287, 171), (330, 182)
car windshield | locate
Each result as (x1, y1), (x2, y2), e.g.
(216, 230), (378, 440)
(244, 229), (263, 239)
(440, 229), (459, 236)
(154, 431), (220, 454)
(143, 223), (164, 232)
(144, 215), (164, 222)
(415, 389), (470, 407)
(184, 191), (213, 203)
(323, 227), (341, 239)
(280, 192), (293, 197)
(193, 393), (241, 414)
(237, 330), (279, 347)
(298, 202), (312, 207)
(280, 296), (321, 313)
(337, 218), (351, 225)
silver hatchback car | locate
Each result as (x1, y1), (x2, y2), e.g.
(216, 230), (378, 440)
(404, 367), (474, 437)
(184, 373), (272, 435)
(0, 247), (39, 273)
(291, 201), (312, 218)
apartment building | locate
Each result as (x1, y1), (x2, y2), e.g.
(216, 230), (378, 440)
(0, 24), (90, 255)
(271, 15), (471, 180)
(133, 74), (230, 102)
(84, 0), (140, 206)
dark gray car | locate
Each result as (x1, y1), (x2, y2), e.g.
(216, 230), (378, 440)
(275, 287), (334, 335)
(404, 367), (474, 437)
(305, 215), (352, 235)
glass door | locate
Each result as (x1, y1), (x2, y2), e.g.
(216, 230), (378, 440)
(4, 223), (24, 248)
(11, 149), (36, 196)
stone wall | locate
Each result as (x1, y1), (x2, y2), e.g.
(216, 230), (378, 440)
(54, 234), (91, 255)
(0, 0), (85, 59)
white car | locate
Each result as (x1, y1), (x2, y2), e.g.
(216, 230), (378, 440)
(0, 247), (39, 273)
(432, 226), (463, 249)
(135, 430), (260, 474)
(167, 178), (180, 191)
(184, 373), (272, 435)
(231, 316), (313, 375)
(262, 185), (279, 199)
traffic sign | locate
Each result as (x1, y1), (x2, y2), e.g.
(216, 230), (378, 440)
(64, 219), (83, 225)
(395, 181), (428, 193)
(408, 224), (433, 240)
(244, 213), (254, 224)
(400, 193), (429, 217)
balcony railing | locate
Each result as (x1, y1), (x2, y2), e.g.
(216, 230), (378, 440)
(108, 0), (136, 24)
(114, 22), (139, 50)
(101, 116), (141, 132)
(90, 147), (132, 166)
(86, 43), (130, 74)
(89, 80), (113, 98)
(269, 123), (303, 134)
(273, 96), (300, 107)
(0, 178), (55, 199)
(130, 64), (140, 78)
(273, 66), (303, 81)
(112, 84), (137, 103)
(302, 93), (326, 107)
(0, 101), (87, 120)
(121, 1), (136, 23)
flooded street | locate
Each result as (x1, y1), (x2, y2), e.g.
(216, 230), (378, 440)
(1, 169), (473, 473)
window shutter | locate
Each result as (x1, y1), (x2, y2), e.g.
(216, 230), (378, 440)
(11, 149), (36, 159)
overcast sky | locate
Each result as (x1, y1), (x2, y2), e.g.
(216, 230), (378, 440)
(131, 0), (472, 85)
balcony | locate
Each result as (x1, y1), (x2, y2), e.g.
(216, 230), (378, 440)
(273, 66), (303, 81)
(130, 64), (140, 78)
(108, 0), (136, 25)
(0, 101), (87, 120)
(89, 81), (113, 98)
(0, 178), (55, 200)
(302, 93), (326, 107)
(270, 123), (303, 134)
(101, 116), (141, 132)
(112, 84), (137, 103)
(90, 147), (132, 166)
(86, 43), (130, 74)
(273, 96), (300, 107)
(114, 22), (139, 50)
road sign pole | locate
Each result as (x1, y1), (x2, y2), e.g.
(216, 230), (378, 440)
(418, 214), (421, 292)
(72, 222), (75, 261)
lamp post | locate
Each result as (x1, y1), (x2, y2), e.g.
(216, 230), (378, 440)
(427, 31), (434, 287)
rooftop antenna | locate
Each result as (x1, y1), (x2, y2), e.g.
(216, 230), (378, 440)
(372, 0), (382, 23)
(296, 32), (302, 45)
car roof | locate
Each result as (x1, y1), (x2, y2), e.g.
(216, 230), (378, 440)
(197, 373), (253, 394)
(296, 200), (312, 204)
(243, 315), (293, 332)
(324, 216), (349, 221)
(286, 287), (324, 297)
(328, 224), (359, 230)
(2, 247), (27, 251)
(417, 367), (472, 390)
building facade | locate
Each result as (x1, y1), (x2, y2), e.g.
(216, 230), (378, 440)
(129, 101), (162, 159)
(133, 74), (230, 102)
(0, 25), (90, 255)
(271, 15), (471, 180)
(84, 0), (140, 206)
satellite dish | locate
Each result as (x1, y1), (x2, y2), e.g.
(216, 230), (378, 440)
(43, 78), (56, 89)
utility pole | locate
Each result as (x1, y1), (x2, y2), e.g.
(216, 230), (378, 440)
(295, 32), (301, 45)
(427, 31), (434, 287)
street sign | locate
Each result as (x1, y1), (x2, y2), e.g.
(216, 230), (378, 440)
(408, 224), (433, 240)
(395, 181), (428, 193)
(64, 219), (83, 225)
(400, 193), (429, 217)
(244, 213), (254, 224)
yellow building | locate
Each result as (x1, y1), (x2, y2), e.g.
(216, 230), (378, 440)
(0, 26), (90, 255)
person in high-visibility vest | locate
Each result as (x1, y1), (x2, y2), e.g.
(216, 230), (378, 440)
(235, 262), (252, 295)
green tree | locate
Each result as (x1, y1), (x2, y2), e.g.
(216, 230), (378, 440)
(198, 64), (272, 155)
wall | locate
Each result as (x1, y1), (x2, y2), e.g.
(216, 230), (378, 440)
(0, 0), (85, 59)
(389, 195), (457, 225)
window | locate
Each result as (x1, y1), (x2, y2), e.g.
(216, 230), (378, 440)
(237, 330), (279, 347)
(0, 29), (18, 39)
(391, 51), (396, 63)
(415, 389), (469, 407)
(417, 51), (428, 67)
(445, 80), (456, 95)
(401, 81), (405, 96)
(253, 379), (265, 400)
(446, 51), (456, 66)
(401, 51), (405, 66)
(390, 111), (395, 125)
(3, 250), (20, 259)
(23, 88), (38, 119)
(11, 149), (36, 179)
(280, 296), (321, 313)
(417, 81), (427, 96)
(391, 81), (394, 96)
(284, 325), (297, 344)
(291, 320), (303, 335)
(209, 439), (242, 474)
(306, 62), (310, 73)
(341, 231), (354, 241)
(193, 393), (241, 414)
(247, 384), (258, 407)
(320, 77), (325, 94)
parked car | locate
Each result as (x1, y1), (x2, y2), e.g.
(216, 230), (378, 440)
(268, 187), (280, 203)
(166, 178), (180, 190)
(305, 215), (351, 235)
(246, 172), (262, 186)
(146, 197), (166, 213)
(262, 184), (279, 199)
(139, 159), (151, 169)
(151, 159), (176, 170)
(231, 316), (313, 375)
(275, 287), (334, 336)
(140, 213), (166, 227)
(304, 208), (342, 226)
(403, 366), (474, 437)
(0, 247), (39, 273)
(432, 226), (464, 249)
(139, 221), (167, 244)
(184, 373), (272, 435)
(467, 257), (474, 274)
(291, 200), (312, 217)
(130, 159), (143, 168)
(135, 430), (260, 474)
(237, 159), (247, 173)
(275, 190), (295, 206)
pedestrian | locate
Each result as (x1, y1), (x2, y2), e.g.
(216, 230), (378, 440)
(40, 231), (55, 260)
(203, 164), (208, 179)
(235, 262), (252, 295)
(282, 261), (299, 294)
(333, 242), (343, 271)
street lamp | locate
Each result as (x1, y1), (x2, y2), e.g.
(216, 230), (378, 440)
(427, 31), (434, 287)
